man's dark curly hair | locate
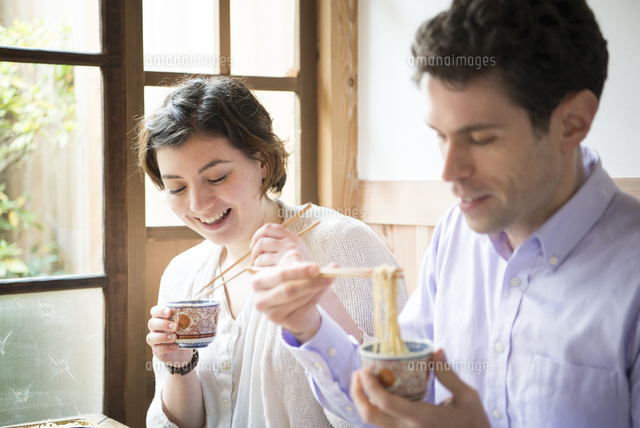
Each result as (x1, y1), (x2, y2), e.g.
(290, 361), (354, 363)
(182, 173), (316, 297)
(412, 0), (608, 135)
(136, 76), (288, 196)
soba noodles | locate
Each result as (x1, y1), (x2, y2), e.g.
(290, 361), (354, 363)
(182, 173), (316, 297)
(372, 265), (409, 356)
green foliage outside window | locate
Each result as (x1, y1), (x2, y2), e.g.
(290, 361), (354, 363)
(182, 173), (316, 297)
(0, 19), (75, 278)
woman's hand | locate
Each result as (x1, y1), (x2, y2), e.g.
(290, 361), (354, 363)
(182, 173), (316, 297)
(146, 306), (193, 366)
(147, 306), (206, 428)
(250, 223), (314, 267)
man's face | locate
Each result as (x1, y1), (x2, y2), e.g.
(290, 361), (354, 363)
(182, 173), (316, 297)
(427, 75), (567, 247)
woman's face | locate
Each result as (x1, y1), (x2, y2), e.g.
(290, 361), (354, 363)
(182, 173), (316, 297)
(156, 134), (268, 247)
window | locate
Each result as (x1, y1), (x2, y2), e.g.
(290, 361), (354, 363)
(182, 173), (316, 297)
(0, 1), (317, 425)
(0, 0), (133, 425)
(142, 0), (318, 228)
(140, 0), (318, 414)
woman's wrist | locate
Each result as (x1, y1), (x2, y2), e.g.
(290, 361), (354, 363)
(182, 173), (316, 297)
(166, 349), (199, 376)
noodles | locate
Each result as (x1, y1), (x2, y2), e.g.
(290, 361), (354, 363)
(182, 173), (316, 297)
(372, 265), (409, 356)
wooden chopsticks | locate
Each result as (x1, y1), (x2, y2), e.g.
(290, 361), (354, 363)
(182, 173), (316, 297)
(246, 266), (404, 279)
(195, 202), (313, 297)
(199, 220), (321, 295)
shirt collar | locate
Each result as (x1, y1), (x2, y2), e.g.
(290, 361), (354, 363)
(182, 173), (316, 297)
(532, 146), (617, 271)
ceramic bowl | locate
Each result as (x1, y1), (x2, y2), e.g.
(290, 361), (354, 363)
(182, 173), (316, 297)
(166, 300), (221, 349)
(358, 339), (434, 400)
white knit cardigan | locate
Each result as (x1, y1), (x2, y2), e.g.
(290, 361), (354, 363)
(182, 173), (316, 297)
(147, 202), (408, 427)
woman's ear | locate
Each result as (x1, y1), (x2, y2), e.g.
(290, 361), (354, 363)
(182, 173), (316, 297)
(557, 89), (598, 150)
(257, 153), (268, 180)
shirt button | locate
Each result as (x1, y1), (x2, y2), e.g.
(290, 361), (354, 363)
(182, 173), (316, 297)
(549, 256), (559, 266)
(221, 398), (230, 408)
(314, 362), (323, 370)
(328, 348), (337, 357)
(346, 406), (353, 412)
(510, 277), (521, 286)
(495, 342), (504, 353)
(492, 409), (502, 419)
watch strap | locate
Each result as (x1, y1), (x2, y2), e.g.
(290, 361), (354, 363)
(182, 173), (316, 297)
(166, 349), (199, 376)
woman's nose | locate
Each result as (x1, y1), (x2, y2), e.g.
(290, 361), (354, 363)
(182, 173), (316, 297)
(189, 184), (214, 214)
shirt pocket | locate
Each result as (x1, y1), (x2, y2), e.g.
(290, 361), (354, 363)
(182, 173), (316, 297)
(522, 353), (618, 428)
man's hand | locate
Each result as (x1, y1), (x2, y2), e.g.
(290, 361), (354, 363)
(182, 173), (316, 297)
(252, 250), (334, 343)
(351, 349), (491, 428)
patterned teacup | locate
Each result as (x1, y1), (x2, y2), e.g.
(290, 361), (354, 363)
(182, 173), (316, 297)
(358, 339), (434, 401)
(167, 300), (221, 349)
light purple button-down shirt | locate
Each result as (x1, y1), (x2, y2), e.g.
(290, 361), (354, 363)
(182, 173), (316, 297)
(283, 147), (640, 428)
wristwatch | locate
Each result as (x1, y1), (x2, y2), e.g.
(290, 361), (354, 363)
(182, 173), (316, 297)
(166, 349), (199, 376)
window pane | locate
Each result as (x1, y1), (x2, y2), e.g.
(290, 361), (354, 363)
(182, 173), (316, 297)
(254, 90), (299, 206)
(143, 0), (222, 74)
(0, 288), (105, 425)
(144, 86), (184, 227)
(230, 0), (298, 77)
(0, 64), (103, 278)
(146, 175), (183, 227)
(0, 1), (100, 52)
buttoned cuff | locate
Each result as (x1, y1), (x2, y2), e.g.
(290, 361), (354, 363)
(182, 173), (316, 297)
(281, 306), (365, 424)
(282, 306), (360, 371)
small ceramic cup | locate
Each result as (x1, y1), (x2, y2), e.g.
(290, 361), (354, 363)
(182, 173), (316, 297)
(358, 339), (434, 401)
(166, 300), (221, 349)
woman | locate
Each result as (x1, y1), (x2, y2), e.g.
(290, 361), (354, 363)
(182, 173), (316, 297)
(137, 76), (407, 428)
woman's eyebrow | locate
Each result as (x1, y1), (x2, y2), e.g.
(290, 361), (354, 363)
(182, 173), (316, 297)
(198, 159), (231, 174)
(161, 159), (231, 180)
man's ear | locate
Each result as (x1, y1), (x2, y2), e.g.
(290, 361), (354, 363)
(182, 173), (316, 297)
(556, 89), (598, 150)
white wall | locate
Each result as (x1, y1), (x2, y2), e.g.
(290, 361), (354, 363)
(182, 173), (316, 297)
(358, 0), (640, 181)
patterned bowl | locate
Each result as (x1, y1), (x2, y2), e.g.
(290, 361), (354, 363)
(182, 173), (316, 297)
(358, 339), (434, 401)
(166, 300), (221, 349)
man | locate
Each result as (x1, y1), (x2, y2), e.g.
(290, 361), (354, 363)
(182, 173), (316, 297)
(252, 0), (640, 426)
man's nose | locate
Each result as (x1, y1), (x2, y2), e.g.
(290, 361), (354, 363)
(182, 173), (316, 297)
(441, 138), (473, 182)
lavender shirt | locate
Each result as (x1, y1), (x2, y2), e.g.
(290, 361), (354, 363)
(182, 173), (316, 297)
(283, 147), (640, 428)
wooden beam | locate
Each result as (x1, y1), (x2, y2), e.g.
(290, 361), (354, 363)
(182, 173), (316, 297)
(0, 46), (109, 66)
(0, 275), (108, 295)
(144, 71), (298, 91)
(219, 0), (231, 75)
(124, 0), (147, 426)
(102, 0), (128, 422)
(298, 0), (319, 204)
(355, 178), (640, 227)
(317, 0), (358, 211)
(147, 226), (204, 242)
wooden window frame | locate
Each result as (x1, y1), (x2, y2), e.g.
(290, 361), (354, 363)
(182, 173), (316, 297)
(0, 0), (145, 425)
(138, 1), (318, 425)
(143, 0), (318, 211)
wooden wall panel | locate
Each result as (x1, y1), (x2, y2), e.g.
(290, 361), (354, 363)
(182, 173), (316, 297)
(355, 178), (640, 227)
(367, 224), (434, 297)
(144, 236), (204, 408)
(358, 178), (640, 298)
(616, 178), (640, 199)
(355, 180), (456, 227)
(317, 0), (359, 211)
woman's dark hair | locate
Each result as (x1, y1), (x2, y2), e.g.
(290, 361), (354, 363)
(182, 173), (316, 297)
(412, 0), (608, 135)
(136, 76), (288, 196)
